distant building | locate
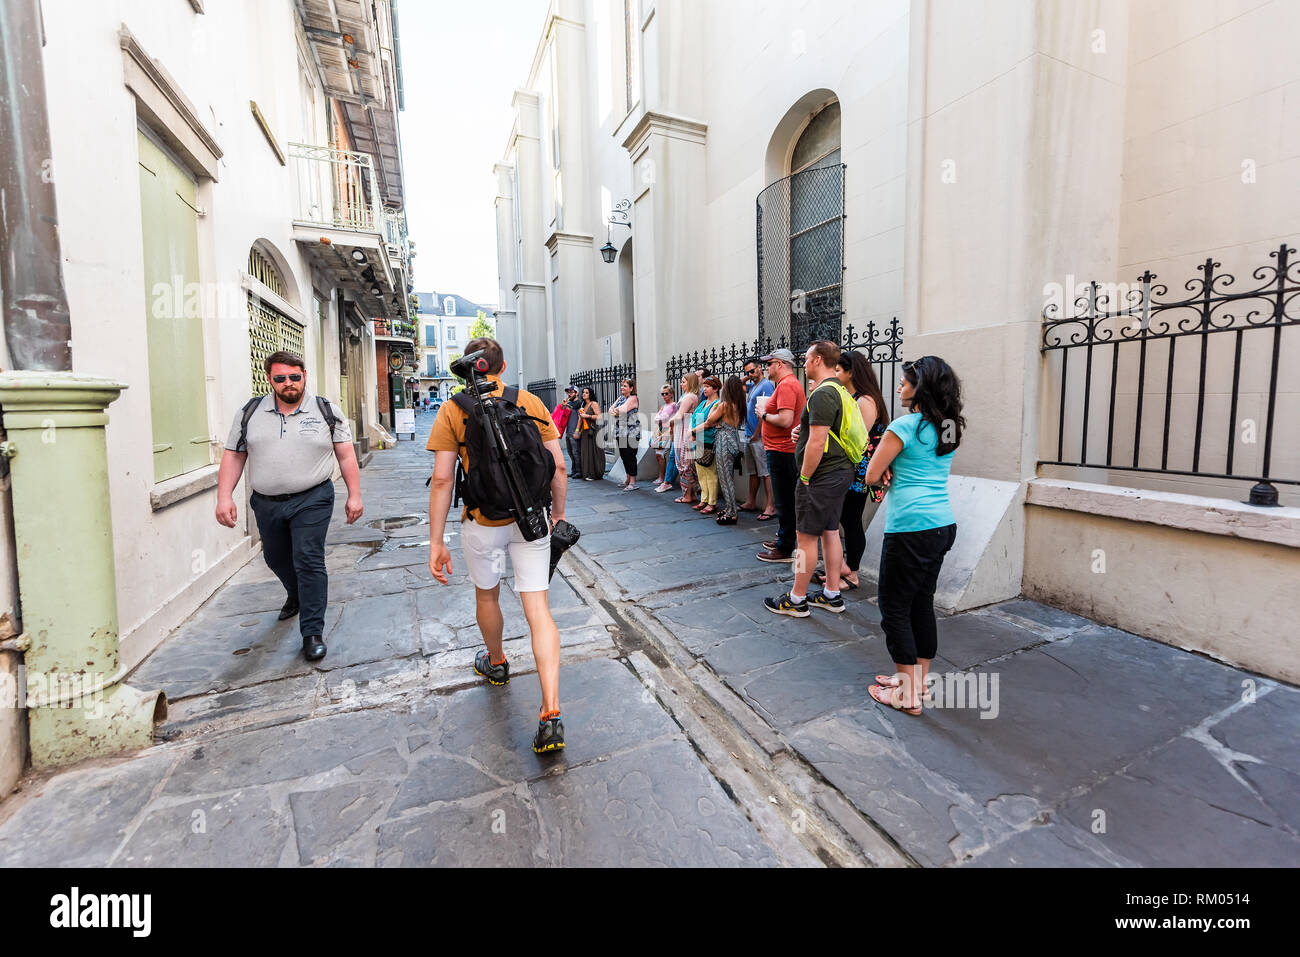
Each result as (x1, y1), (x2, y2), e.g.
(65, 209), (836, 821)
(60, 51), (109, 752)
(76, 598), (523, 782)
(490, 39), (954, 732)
(414, 292), (495, 399)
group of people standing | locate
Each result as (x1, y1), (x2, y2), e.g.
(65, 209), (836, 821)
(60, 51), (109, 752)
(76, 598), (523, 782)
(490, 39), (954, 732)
(550, 344), (967, 719)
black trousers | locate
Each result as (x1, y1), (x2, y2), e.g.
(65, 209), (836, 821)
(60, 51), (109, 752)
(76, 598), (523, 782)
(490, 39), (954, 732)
(766, 449), (798, 555)
(841, 489), (868, 571)
(618, 444), (639, 481)
(250, 480), (334, 637)
(877, 524), (957, 665)
(565, 433), (582, 474)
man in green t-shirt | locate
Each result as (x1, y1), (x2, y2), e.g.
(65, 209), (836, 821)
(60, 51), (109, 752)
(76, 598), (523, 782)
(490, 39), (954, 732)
(765, 340), (854, 618)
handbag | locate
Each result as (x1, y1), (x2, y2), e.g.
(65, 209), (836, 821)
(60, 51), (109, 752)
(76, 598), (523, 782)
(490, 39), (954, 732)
(698, 442), (715, 468)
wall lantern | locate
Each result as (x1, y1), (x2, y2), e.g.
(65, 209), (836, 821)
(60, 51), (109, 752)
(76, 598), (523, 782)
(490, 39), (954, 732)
(601, 198), (632, 265)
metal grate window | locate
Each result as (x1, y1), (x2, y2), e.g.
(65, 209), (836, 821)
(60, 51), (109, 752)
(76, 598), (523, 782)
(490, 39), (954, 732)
(248, 247), (286, 298)
(757, 164), (846, 352)
(249, 297), (305, 394)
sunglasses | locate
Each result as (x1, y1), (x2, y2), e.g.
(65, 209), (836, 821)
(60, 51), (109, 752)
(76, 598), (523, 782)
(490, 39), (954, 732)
(272, 374), (303, 383)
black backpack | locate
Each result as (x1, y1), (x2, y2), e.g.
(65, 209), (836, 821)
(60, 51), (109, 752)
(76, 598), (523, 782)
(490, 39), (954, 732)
(451, 387), (555, 522)
(236, 394), (339, 452)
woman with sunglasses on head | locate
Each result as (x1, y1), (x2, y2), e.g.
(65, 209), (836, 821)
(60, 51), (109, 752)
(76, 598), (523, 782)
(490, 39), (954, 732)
(669, 373), (700, 504)
(576, 387), (604, 481)
(652, 384), (678, 492)
(812, 350), (891, 590)
(862, 356), (964, 716)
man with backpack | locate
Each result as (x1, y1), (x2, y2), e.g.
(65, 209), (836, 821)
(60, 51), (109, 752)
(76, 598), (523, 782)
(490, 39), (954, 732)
(216, 351), (362, 661)
(765, 340), (865, 618)
(425, 337), (570, 754)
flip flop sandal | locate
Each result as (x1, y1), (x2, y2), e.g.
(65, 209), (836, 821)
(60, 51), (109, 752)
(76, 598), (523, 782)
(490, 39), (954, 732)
(755, 512), (776, 521)
(738, 505), (759, 512)
(874, 674), (902, 688)
(673, 496), (691, 504)
(869, 682), (921, 715)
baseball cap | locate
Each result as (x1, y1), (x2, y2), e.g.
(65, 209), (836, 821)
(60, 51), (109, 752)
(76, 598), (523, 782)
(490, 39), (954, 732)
(759, 348), (796, 365)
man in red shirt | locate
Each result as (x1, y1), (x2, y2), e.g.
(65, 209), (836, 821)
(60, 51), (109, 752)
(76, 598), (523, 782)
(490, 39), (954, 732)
(755, 348), (806, 562)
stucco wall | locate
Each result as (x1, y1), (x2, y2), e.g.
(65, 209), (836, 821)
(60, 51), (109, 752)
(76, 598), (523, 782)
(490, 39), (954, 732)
(1023, 498), (1299, 684)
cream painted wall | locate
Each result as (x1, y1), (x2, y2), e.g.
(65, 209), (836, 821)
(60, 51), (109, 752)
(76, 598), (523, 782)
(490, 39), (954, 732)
(1036, 0), (1300, 506)
(1024, 503), (1300, 684)
(39, 0), (380, 666)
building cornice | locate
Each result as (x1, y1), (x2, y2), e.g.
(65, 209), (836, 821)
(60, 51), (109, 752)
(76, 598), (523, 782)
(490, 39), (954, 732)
(119, 24), (223, 179)
(545, 231), (595, 252)
(621, 110), (708, 159)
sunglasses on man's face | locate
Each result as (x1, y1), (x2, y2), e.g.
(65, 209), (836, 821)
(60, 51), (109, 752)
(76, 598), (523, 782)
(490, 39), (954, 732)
(272, 374), (303, 383)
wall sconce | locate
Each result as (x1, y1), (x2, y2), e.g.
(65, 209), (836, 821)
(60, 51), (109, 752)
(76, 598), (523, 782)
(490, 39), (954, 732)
(601, 198), (632, 264)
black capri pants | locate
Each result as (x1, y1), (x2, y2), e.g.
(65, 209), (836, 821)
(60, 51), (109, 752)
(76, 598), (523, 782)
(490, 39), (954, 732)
(877, 523), (957, 665)
(618, 444), (639, 481)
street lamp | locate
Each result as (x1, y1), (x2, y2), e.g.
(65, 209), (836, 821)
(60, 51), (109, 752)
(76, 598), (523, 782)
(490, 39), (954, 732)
(601, 198), (632, 265)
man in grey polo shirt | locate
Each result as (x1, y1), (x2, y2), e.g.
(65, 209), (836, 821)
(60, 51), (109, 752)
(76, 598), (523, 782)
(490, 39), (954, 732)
(215, 350), (362, 661)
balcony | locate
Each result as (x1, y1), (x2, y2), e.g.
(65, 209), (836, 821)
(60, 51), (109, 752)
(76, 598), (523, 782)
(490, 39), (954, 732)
(288, 142), (405, 319)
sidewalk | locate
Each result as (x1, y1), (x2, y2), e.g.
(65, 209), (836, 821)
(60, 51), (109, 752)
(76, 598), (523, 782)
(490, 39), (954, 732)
(0, 411), (781, 867)
(568, 473), (1300, 867)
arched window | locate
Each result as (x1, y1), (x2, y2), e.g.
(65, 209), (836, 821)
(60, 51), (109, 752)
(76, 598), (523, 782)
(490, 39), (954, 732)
(247, 244), (305, 394)
(757, 98), (844, 349)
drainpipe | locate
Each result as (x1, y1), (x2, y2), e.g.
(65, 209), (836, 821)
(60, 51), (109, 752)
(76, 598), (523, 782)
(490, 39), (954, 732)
(390, 0), (405, 111)
(0, 0), (165, 768)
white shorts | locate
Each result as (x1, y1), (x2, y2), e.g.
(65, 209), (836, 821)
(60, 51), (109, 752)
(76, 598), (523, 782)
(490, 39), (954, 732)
(459, 517), (552, 593)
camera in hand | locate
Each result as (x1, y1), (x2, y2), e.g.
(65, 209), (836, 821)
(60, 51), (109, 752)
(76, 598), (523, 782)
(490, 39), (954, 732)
(548, 519), (581, 581)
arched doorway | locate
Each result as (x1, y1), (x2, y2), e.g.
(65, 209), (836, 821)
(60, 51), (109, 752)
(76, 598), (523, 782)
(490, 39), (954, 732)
(757, 95), (844, 350)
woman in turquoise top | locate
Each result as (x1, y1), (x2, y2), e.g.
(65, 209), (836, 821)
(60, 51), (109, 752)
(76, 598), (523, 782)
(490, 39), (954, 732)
(862, 356), (965, 715)
(689, 377), (722, 514)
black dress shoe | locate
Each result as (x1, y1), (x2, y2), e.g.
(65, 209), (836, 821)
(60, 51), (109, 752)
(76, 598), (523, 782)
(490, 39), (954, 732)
(302, 635), (326, 661)
(278, 598), (299, 620)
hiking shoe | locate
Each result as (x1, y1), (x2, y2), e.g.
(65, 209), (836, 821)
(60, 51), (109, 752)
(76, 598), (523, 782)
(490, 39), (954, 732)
(756, 549), (795, 563)
(807, 591), (846, 614)
(474, 650), (510, 686)
(764, 591), (810, 618)
(532, 713), (565, 753)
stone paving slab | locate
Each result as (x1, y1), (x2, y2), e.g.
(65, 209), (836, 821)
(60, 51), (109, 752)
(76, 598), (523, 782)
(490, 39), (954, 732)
(0, 750), (179, 867)
(530, 737), (780, 867)
(129, 605), (344, 700)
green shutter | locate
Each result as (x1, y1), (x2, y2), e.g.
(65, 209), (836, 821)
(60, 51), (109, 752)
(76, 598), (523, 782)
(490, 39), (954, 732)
(138, 130), (209, 482)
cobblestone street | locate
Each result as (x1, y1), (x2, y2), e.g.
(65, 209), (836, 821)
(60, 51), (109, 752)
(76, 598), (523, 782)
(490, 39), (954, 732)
(0, 411), (1296, 868)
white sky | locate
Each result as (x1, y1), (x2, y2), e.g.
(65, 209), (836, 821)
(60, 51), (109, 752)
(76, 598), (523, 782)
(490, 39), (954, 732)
(396, 0), (551, 309)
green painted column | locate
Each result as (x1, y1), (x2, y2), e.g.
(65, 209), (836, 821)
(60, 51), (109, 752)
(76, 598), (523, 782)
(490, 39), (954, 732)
(0, 372), (165, 767)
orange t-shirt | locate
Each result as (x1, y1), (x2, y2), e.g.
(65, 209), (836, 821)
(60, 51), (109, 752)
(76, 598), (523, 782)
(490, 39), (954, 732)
(426, 377), (560, 526)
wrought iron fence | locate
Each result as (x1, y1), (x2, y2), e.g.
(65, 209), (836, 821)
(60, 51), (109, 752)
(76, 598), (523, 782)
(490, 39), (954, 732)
(526, 378), (557, 410)
(568, 363), (634, 416)
(664, 318), (904, 417)
(1040, 244), (1299, 505)
(756, 163), (846, 352)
